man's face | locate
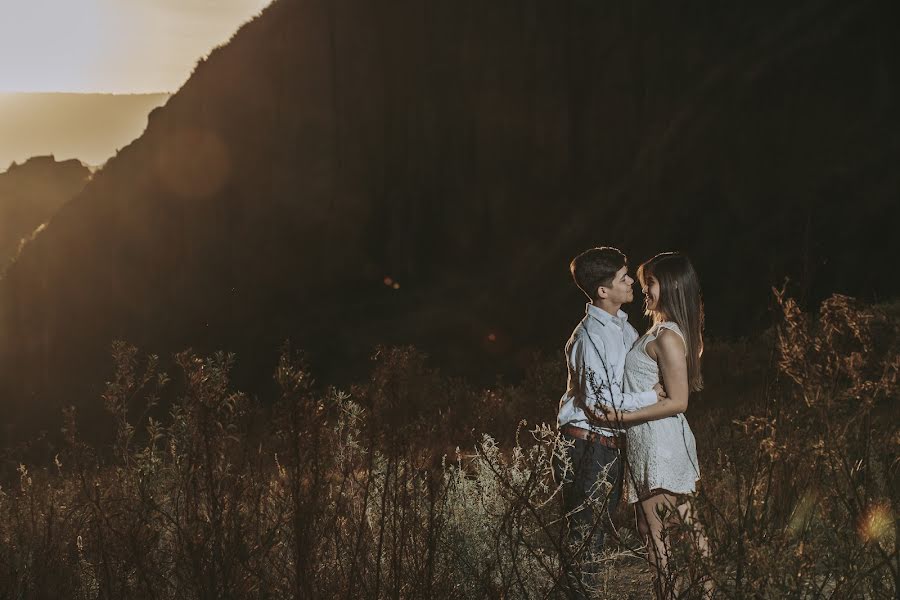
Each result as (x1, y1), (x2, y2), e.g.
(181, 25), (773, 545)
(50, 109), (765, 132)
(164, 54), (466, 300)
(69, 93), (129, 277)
(599, 265), (634, 306)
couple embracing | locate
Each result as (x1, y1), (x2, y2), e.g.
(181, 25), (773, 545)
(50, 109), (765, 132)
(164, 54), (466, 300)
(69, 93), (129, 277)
(554, 246), (711, 598)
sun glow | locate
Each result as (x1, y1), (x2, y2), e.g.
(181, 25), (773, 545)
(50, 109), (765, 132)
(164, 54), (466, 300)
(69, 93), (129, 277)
(0, 0), (273, 93)
(0, 0), (107, 92)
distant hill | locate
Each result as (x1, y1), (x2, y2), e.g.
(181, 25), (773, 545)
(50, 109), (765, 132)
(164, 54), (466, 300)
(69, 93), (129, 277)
(0, 0), (898, 441)
(0, 156), (90, 269)
(0, 93), (170, 168)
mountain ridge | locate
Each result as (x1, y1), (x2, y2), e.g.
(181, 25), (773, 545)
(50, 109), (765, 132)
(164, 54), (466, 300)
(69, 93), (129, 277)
(0, 92), (170, 168)
(0, 155), (90, 271)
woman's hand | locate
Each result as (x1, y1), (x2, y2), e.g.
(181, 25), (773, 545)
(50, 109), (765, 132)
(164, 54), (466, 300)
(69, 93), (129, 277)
(592, 383), (668, 426)
(594, 403), (628, 426)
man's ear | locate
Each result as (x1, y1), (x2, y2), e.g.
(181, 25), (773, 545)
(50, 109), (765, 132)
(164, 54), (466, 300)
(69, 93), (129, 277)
(596, 285), (608, 300)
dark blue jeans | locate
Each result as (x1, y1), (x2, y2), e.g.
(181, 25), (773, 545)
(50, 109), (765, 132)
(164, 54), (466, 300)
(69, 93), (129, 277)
(553, 433), (623, 554)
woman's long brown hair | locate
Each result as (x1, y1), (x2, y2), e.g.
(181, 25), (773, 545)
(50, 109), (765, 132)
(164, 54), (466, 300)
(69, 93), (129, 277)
(637, 252), (705, 392)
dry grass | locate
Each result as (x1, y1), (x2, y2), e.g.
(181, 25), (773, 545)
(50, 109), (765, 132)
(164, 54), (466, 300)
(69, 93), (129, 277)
(0, 292), (895, 599)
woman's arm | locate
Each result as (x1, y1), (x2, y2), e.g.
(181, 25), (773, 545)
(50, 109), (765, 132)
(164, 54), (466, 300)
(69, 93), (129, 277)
(602, 329), (690, 425)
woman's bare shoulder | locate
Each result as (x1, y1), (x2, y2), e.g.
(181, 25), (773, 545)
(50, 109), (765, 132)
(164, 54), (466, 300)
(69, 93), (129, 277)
(655, 327), (687, 357)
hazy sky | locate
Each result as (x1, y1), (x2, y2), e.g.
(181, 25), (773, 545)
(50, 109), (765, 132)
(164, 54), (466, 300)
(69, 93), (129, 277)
(0, 0), (272, 93)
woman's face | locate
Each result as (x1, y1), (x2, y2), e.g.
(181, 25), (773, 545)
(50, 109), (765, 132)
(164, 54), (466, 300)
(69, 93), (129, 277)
(642, 274), (660, 312)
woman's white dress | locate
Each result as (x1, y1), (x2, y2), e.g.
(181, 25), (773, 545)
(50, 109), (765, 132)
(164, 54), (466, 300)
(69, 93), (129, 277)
(623, 321), (700, 504)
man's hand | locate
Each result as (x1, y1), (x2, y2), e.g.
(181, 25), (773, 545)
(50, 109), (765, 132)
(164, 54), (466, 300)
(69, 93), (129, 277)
(653, 382), (668, 402)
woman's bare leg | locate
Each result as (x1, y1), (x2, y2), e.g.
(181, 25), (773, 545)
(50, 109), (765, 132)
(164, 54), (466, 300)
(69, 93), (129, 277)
(637, 492), (678, 598)
(676, 500), (714, 597)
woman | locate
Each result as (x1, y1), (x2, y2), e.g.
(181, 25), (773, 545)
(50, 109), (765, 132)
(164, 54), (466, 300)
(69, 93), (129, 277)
(602, 252), (711, 598)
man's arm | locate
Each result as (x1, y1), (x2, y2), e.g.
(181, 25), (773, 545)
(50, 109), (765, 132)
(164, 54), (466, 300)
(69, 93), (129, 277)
(572, 334), (661, 415)
(600, 330), (688, 425)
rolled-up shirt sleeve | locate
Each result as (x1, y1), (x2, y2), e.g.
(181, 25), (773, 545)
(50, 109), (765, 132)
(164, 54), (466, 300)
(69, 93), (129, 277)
(570, 335), (657, 413)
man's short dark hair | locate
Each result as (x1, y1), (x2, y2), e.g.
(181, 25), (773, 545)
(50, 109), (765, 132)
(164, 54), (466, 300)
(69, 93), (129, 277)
(570, 247), (627, 301)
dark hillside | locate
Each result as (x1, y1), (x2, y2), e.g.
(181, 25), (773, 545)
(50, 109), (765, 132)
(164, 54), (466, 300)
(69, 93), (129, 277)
(1, 0), (898, 440)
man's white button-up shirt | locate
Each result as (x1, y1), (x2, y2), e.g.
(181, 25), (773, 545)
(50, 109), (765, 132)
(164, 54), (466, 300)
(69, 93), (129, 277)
(557, 303), (658, 436)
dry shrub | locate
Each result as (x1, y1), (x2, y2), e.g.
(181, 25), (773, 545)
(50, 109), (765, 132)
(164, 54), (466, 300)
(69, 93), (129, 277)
(0, 293), (895, 598)
(675, 292), (898, 598)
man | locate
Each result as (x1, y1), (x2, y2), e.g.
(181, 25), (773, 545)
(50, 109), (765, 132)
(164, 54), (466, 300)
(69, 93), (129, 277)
(555, 246), (665, 558)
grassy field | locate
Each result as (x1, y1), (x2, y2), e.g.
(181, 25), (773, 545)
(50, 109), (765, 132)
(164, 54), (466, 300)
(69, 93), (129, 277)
(0, 293), (895, 598)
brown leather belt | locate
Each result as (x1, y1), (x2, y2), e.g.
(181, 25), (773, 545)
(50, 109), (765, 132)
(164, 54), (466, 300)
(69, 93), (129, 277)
(561, 424), (626, 449)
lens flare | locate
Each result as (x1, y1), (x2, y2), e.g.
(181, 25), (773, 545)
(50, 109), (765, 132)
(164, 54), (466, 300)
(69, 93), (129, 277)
(157, 129), (230, 199)
(859, 502), (895, 546)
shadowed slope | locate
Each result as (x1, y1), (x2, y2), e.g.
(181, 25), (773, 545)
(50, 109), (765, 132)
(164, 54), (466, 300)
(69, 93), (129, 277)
(0, 0), (898, 441)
